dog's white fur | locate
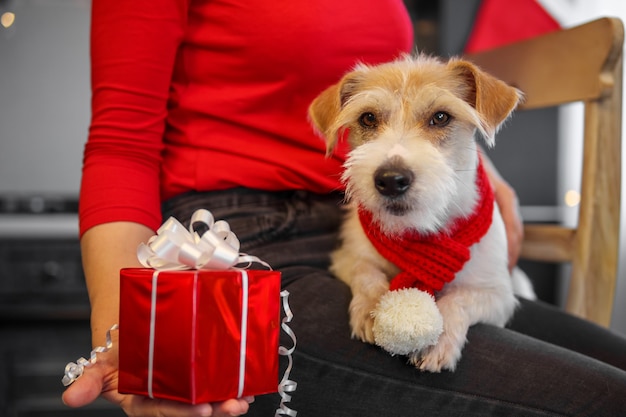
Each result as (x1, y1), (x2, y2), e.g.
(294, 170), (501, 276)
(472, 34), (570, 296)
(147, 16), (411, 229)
(309, 55), (527, 372)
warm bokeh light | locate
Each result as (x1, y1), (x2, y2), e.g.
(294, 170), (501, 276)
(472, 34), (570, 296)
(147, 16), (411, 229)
(564, 189), (581, 207)
(1, 12), (15, 29)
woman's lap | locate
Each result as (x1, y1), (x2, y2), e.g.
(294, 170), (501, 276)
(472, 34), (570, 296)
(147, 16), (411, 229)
(163, 189), (626, 416)
(508, 297), (626, 371)
(263, 267), (626, 416)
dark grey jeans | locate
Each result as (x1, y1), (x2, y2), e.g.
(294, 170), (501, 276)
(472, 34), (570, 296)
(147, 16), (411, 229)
(163, 189), (626, 417)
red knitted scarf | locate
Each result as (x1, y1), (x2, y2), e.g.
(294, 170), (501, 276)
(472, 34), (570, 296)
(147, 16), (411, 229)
(358, 160), (494, 296)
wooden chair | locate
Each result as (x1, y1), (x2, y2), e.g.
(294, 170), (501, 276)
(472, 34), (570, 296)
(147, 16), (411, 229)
(466, 17), (623, 327)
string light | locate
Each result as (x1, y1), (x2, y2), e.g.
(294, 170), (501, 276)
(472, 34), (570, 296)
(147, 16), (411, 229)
(1, 11), (15, 29)
(564, 190), (581, 207)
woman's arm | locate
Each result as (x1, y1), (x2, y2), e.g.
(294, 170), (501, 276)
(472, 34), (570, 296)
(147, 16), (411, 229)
(65, 1), (253, 414)
(82, 0), (186, 346)
(81, 222), (153, 346)
(479, 151), (524, 272)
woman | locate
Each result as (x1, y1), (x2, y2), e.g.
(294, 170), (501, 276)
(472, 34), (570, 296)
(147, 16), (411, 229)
(63, 1), (626, 416)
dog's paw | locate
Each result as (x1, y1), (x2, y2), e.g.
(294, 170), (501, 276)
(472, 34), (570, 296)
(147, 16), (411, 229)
(408, 330), (465, 373)
(348, 295), (378, 343)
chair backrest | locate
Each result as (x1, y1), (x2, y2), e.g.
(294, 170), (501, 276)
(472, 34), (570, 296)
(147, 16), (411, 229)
(466, 17), (624, 327)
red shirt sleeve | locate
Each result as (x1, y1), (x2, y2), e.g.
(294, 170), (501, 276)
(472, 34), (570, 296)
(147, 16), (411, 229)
(79, 0), (189, 235)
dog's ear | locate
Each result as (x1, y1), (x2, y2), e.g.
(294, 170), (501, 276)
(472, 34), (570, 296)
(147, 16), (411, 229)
(308, 82), (342, 154)
(309, 72), (365, 155)
(448, 60), (522, 146)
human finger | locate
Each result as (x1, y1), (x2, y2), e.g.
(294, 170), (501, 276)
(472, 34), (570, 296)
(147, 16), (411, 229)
(61, 363), (106, 407)
(111, 395), (252, 417)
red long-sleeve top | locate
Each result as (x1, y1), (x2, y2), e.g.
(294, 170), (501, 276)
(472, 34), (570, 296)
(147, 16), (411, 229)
(79, 0), (413, 236)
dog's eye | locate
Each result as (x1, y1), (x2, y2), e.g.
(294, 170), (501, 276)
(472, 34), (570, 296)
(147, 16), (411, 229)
(359, 112), (378, 128)
(430, 111), (451, 126)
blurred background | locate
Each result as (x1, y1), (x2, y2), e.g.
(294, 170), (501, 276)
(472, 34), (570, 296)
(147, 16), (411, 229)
(0, 0), (625, 415)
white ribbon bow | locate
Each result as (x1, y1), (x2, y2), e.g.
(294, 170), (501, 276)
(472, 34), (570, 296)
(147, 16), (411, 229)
(137, 209), (268, 271)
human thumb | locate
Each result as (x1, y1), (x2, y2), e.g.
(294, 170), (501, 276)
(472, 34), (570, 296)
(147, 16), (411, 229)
(62, 365), (105, 408)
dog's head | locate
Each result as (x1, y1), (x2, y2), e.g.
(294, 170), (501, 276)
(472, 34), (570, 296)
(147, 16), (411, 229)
(309, 55), (521, 235)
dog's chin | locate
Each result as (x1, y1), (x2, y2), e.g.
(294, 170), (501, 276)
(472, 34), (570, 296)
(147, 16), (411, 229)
(383, 201), (411, 216)
(364, 199), (449, 236)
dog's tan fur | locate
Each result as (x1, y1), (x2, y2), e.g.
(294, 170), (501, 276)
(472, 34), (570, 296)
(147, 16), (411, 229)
(309, 55), (523, 372)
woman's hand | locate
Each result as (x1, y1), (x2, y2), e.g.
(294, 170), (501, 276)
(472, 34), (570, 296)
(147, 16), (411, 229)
(62, 331), (253, 417)
(480, 152), (524, 272)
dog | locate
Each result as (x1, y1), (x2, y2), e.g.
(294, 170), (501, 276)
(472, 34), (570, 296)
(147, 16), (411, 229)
(309, 54), (528, 372)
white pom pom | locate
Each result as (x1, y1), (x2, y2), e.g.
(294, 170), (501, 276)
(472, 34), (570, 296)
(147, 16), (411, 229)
(371, 288), (443, 356)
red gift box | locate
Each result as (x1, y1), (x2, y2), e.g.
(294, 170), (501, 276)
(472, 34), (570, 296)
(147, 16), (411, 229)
(118, 268), (281, 404)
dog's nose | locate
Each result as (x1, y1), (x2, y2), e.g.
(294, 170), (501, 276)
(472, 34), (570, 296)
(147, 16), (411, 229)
(374, 167), (414, 197)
